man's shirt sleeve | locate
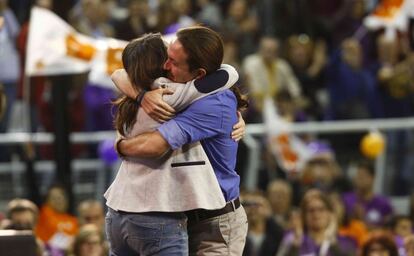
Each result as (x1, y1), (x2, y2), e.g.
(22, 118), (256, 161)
(157, 95), (226, 150)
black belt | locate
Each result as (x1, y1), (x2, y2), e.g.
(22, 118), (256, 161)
(185, 198), (241, 223)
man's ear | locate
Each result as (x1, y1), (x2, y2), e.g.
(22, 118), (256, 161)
(194, 68), (207, 79)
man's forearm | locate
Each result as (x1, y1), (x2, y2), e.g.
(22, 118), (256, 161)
(118, 131), (171, 158)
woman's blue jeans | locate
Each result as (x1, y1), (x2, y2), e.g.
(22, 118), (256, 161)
(105, 208), (188, 256)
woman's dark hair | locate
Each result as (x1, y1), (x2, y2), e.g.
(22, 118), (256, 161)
(114, 33), (167, 135)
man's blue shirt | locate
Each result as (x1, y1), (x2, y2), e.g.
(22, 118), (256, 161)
(157, 89), (240, 202)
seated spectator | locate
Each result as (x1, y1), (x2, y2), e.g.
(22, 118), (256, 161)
(274, 89), (307, 123)
(70, 0), (114, 38)
(361, 231), (399, 256)
(390, 215), (413, 255)
(301, 143), (351, 194)
(114, 0), (153, 41)
(194, 0), (223, 29)
(374, 33), (414, 195)
(68, 224), (106, 256)
(242, 191), (284, 256)
(223, 0), (258, 60)
(329, 192), (369, 247)
(325, 38), (380, 120)
(3, 198), (38, 231)
(77, 200), (104, 234)
(2, 198), (63, 256)
(242, 36), (301, 116)
(267, 179), (293, 229)
(405, 234), (414, 256)
(0, 0), (20, 162)
(277, 189), (357, 256)
(36, 185), (79, 253)
(342, 160), (393, 229)
(286, 34), (327, 120)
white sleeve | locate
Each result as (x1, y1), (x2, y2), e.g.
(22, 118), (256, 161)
(162, 64), (239, 112)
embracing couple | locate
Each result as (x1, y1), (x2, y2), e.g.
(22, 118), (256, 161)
(104, 26), (248, 255)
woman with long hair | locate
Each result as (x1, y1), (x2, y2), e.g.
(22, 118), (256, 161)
(104, 33), (240, 255)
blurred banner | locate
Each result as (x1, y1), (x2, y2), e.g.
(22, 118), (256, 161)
(364, 0), (414, 39)
(25, 7), (127, 88)
(263, 97), (311, 173)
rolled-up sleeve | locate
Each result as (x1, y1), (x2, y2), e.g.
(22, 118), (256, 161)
(157, 119), (188, 150)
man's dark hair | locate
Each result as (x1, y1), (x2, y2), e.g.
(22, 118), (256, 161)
(177, 26), (248, 110)
(177, 26), (223, 74)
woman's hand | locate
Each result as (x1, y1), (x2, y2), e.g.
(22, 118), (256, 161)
(141, 88), (175, 122)
(231, 111), (245, 142)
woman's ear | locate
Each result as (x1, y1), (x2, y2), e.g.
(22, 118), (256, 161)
(194, 68), (207, 79)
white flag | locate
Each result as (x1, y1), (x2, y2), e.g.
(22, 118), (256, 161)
(263, 97), (311, 173)
(26, 7), (177, 88)
(25, 7), (127, 88)
(26, 7), (94, 75)
(364, 0), (414, 40)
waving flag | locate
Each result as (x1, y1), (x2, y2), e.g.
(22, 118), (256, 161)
(364, 0), (414, 39)
(25, 7), (127, 88)
(263, 97), (312, 173)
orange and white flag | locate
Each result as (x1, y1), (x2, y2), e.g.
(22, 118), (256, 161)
(25, 7), (127, 88)
(263, 97), (311, 173)
(364, 0), (414, 39)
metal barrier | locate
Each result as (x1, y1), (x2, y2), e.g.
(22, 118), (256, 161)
(0, 117), (413, 208)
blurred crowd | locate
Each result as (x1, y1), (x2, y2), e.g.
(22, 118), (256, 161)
(0, 185), (107, 256)
(0, 0), (412, 155)
(3, 159), (414, 255)
(1, 0), (414, 255)
(0, 0), (413, 167)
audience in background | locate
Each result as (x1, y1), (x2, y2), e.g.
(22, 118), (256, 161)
(405, 234), (414, 256)
(3, 198), (38, 230)
(36, 185), (79, 253)
(277, 189), (357, 256)
(342, 160), (393, 229)
(285, 34), (327, 120)
(0, 0), (20, 161)
(266, 179), (293, 229)
(194, 0), (223, 29)
(0, 2), (414, 256)
(330, 192), (369, 247)
(243, 36), (301, 118)
(77, 200), (104, 231)
(2, 198), (63, 256)
(390, 215), (413, 255)
(222, 0), (258, 60)
(242, 191), (284, 256)
(374, 33), (414, 195)
(70, 0), (114, 38)
(68, 224), (106, 256)
(361, 231), (399, 256)
(114, 0), (152, 41)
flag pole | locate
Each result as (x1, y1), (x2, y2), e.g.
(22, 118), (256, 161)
(51, 74), (74, 213)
